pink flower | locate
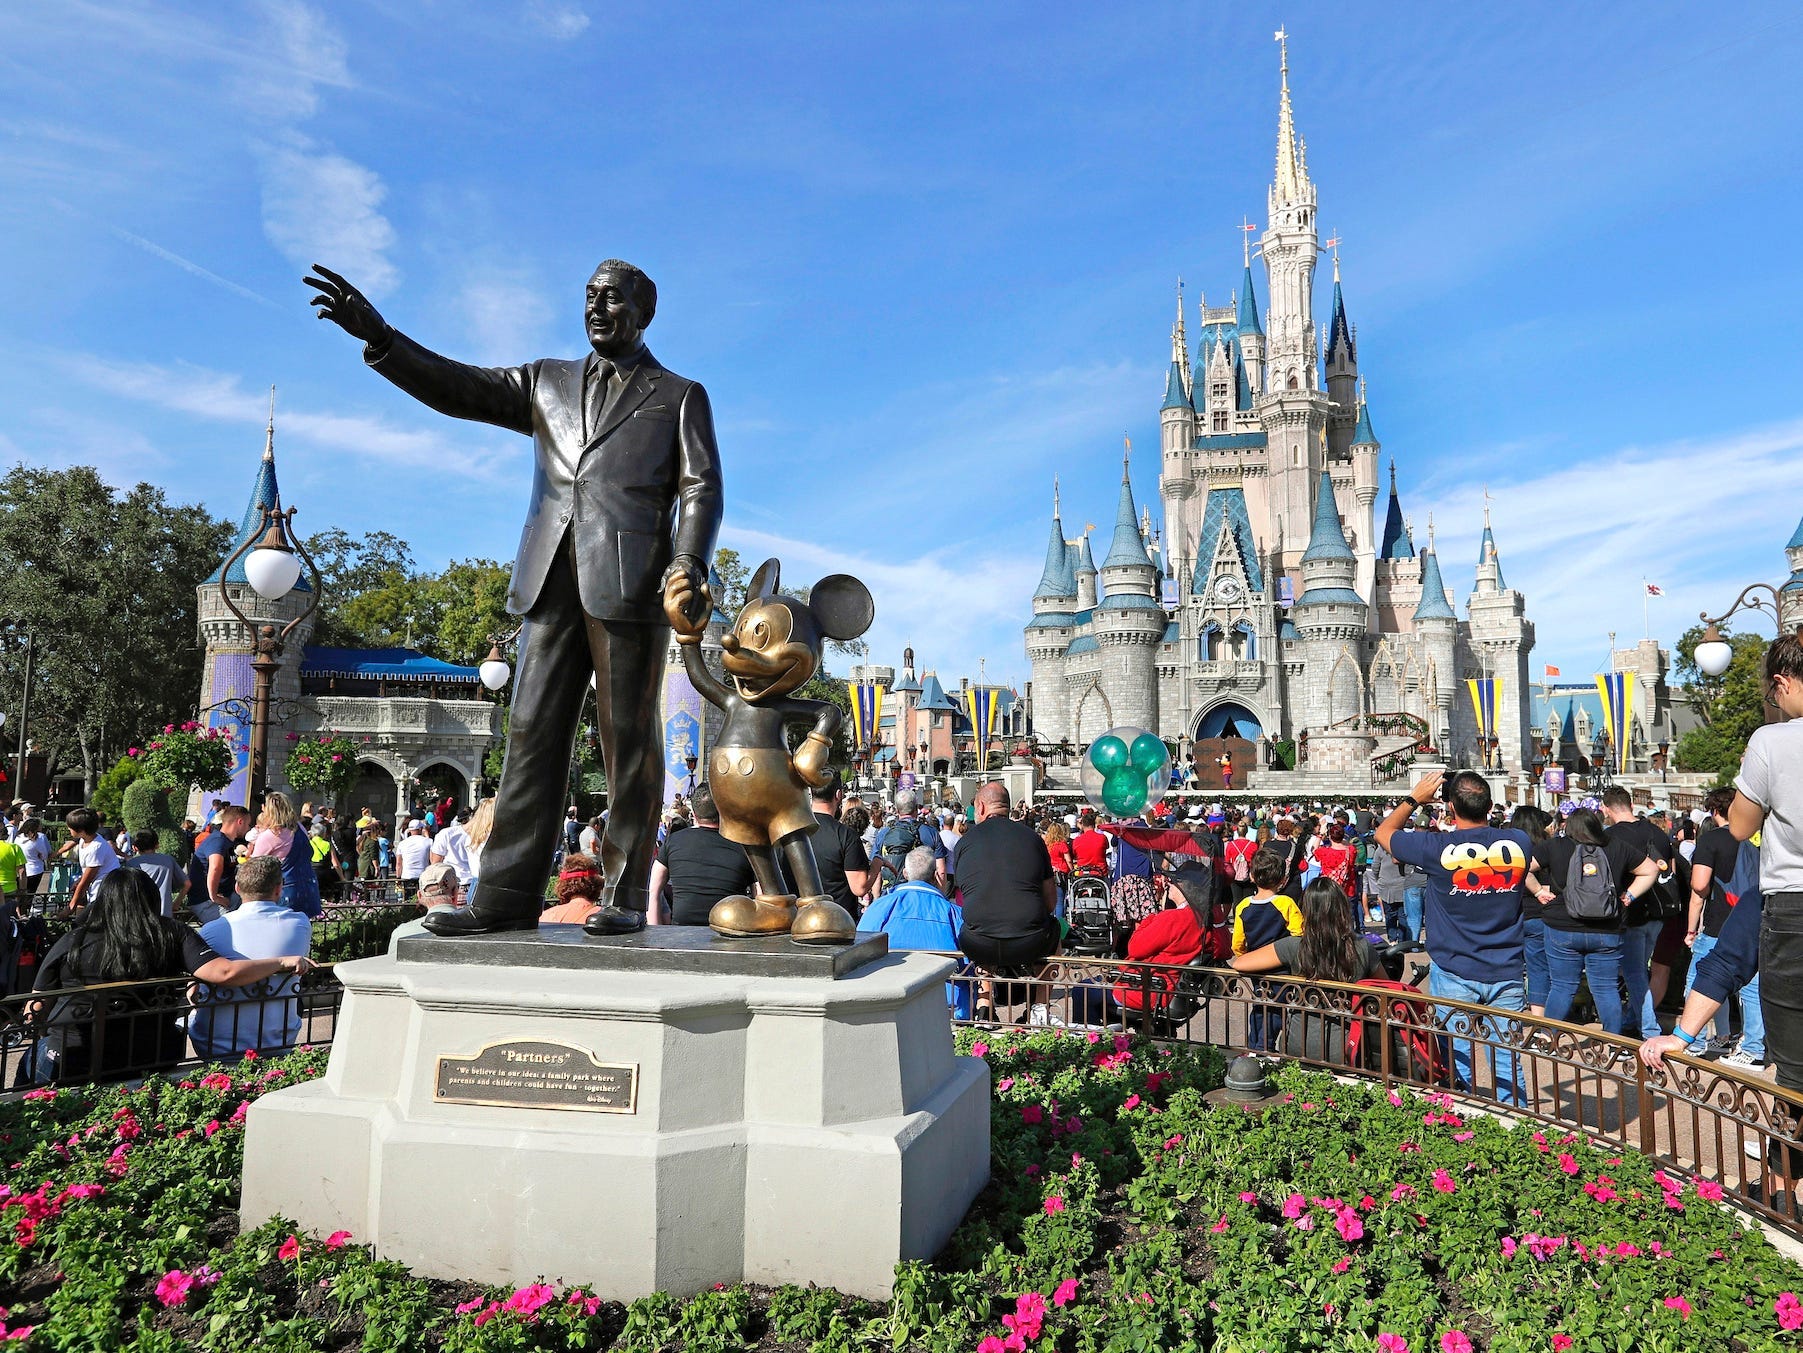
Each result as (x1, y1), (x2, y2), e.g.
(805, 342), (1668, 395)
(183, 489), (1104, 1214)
(277, 1235), (300, 1262)
(1399, 1142), (1420, 1154)
(1293, 1215), (1314, 1231)
(1334, 1209), (1364, 1243)
(1238, 1191), (1259, 1204)
(970, 1041), (988, 1058)
(976, 1339), (1008, 1353)
(1390, 1184), (1417, 1202)
(1431, 1170), (1457, 1194)
(1613, 1242), (1642, 1257)
(127, 747), (141, 758)
(1552, 1337), (1573, 1351)
(996, 1079), (1013, 1092)
(1663, 1296), (1692, 1319)
(454, 1297), (487, 1315)
(1332, 1257), (1352, 1274)
(1210, 1215), (1229, 1234)
(1500, 1237), (1517, 1259)
(1005, 1291), (1047, 1342)
(155, 1270), (195, 1308)
(325, 1231), (352, 1251)
(1696, 1179), (1724, 1201)
(1043, 1196), (1065, 1215)
(21, 1090), (54, 1103)
(1121, 1094), (1141, 1112)
(1282, 1193), (1306, 1219)
(1376, 1335), (1409, 1353)
(1388, 1089), (1403, 1106)
(1440, 1334), (1472, 1353)
(1452, 1131), (1474, 1142)
(1020, 1105), (1042, 1125)
(193, 1266), (220, 1288)
(503, 1283), (557, 1317)
(1557, 1153), (1579, 1175)
(1051, 1277), (1079, 1307)
(1776, 1291), (1803, 1331)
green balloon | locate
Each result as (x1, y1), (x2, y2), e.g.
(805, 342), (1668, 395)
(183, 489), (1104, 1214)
(1128, 733), (1167, 776)
(1089, 734), (1129, 774)
(1102, 769), (1149, 817)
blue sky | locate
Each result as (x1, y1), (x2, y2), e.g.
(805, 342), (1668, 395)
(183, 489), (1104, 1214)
(3, 1), (1802, 692)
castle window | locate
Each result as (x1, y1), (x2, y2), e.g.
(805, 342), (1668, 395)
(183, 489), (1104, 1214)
(1211, 383), (1227, 400)
(1212, 412), (1228, 432)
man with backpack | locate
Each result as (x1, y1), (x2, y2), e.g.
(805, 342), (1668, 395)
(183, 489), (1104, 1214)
(873, 790), (941, 893)
(1523, 807), (1660, 1034)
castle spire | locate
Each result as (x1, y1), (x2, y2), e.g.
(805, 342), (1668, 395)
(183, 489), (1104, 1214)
(1034, 480), (1077, 600)
(1272, 27), (1307, 206)
(1237, 251), (1263, 336)
(1379, 458), (1411, 561)
(263, 384), (276, 461)
(1414, 540), (1456, 622)
(204, 386), (310, 590)
(1300, 470), (1354, 563)
(1477, 489), (1508, 590)
(1163, 279), (1193, 411)
(1103, 439), (1154, 569)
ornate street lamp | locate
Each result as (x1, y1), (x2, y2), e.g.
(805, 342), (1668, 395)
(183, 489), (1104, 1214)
(478, 624), (524, 693)
(1695, 582), (1802, 677)
(217, 505), (323, 806)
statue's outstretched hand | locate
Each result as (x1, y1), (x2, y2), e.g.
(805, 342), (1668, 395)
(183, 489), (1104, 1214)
(304, 264), (387, 345)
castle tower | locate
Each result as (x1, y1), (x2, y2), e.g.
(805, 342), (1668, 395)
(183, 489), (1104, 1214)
(1783, 513), (1803, 632)
(1412, 531), (1458, 752)
(1025, 481), (1080, 743)
(1373, 455), (1423, 631)
(1324, 251), (1359, 443)
(1161, 281), (1197, 464)
(1075, 531), (1098, 610)
(1345, 379), (1381, 621)
(193, 405), (315, 815)
(1236, 243), (1265, 398)
(1094, 448), (1166, 731)
(1293, 469), (1367, 730)
(1462, 508), (1535, 769)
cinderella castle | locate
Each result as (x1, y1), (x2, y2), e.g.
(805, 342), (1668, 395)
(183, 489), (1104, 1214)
(1025, 36), (1535, 789)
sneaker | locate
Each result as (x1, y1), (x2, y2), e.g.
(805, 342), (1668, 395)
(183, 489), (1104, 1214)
(1721, 1048), (1766, 1072)
(1027, 1004), (1066, 1028)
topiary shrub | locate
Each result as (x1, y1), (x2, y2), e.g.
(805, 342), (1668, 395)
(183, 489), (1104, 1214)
(120, 778), (189, 864)
(90, 755), (145, 826)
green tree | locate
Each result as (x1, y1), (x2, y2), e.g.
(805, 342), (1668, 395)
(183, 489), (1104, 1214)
(423, 558), (513, 663)
(303, 527), (417, 647)
(712, 547), (749, 617)
(0, 466), (232, 792)
(1671, 622), (1768, 783)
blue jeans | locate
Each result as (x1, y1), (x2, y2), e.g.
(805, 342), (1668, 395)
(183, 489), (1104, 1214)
(1523, 917), (1549, 1009)
(1621, 917), (1665, 1039)
(1427, 966), (1523, 1106)
(1687, 931), (1765, 1057)
(1402, 887), (1425, 944)
(1541, 926), (1625, 1033)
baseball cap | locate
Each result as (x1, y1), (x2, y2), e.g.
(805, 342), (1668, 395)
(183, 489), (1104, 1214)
(407, 819), (426, 833)
(418, 862), (458, 894)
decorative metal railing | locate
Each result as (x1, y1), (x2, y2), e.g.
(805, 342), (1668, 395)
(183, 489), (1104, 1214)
(947, 955), (1803, 1239)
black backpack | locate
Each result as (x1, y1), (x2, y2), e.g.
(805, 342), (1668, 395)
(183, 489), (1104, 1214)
(1563, 843), (1619, 924)
(879, 817), (920, 870)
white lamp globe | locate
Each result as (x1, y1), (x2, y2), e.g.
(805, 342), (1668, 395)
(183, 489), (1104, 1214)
(479, 657), (512, 691)
(244, 546), (302, 599)
(1695, 638), (1734, 678)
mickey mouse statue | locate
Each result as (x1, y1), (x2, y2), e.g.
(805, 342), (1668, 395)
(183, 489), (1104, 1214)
(663, 558), (874, 945)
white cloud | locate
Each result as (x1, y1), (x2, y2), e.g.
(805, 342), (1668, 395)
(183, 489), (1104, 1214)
(524, 1), (591, 40)
(456, 268), (555, 365)
(1414, 417), (1803, 668)
(719, 523), (1039, 691)
(258, 137), (399, 297)
(230, 0), (352, 121)
(62, 354), (516, 483)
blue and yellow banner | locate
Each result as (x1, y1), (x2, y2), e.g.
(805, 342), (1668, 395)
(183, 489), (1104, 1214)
(1466, 677), (1500, 743)
(1595, 672), (1633, 775)
(849, 682), (886, 751)
(963, 685), (1002, 747)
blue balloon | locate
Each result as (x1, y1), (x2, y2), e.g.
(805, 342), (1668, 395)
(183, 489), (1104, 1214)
(1128, 733), (1167, 776)
(1089, 734), (1129, 774)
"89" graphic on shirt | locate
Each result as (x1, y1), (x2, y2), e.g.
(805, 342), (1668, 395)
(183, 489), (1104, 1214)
(1439, 839), (1528, 893)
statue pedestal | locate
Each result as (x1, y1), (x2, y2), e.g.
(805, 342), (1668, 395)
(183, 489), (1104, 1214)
(240, 928), (989, 1300)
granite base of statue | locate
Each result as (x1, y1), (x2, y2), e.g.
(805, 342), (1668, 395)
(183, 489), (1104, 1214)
(239, 927), (990, 1300)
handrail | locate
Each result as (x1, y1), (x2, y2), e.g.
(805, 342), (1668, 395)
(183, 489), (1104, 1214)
(946, 952), (1803, 1237)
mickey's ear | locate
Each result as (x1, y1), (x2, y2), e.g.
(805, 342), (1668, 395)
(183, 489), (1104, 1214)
(809, 574), (874, 641)
(748, 559), (781, 600)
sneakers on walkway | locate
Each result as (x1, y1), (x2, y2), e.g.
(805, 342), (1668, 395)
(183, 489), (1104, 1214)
(1027, 1004), (1066, 1028)
(1721, 1047), (1767, 1072)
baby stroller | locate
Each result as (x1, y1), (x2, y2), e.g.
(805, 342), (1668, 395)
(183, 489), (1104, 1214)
(1064, 869), (1114, 955)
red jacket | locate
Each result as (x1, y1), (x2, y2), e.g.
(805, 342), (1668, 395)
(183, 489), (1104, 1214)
(1114, 907), (1204, 1011)
(1072, 829), (1109, 872)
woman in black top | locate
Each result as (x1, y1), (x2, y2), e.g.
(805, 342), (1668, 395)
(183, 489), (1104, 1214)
(1509, 805), (1555, 1018)
(1232, 878), (1386, 1062)
(1523, 809), (1659, 1034)
(29, 870), (316, 1084)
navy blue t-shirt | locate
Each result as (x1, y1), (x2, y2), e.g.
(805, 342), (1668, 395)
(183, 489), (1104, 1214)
(1390, 826), (1530, 984)
(187, 832), (238, 906)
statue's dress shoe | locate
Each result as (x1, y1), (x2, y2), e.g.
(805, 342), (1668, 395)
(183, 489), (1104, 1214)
(708, 894), (797, 938)
(421, 898), (539, 936)
(583, 905), (648, 937)
(790, 895), (857, 946)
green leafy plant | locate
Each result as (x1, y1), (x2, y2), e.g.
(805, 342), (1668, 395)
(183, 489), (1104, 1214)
(282, 733), (360, 799)
(138, 721), (238, 794)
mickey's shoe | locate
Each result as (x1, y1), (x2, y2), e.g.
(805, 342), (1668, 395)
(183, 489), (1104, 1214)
(708, 894), (797, 938)
(790, 895), (857, 946)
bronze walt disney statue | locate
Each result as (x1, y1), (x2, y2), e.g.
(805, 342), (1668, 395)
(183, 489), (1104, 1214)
(663, 558), (872, 945)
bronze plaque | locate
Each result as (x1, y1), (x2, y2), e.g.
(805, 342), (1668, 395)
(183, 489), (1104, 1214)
(434, 1039), (639, 1114)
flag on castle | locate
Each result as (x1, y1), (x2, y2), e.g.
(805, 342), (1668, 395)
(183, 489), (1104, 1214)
(848, 681), (886, 752)
(1644, 582), (1665, 597)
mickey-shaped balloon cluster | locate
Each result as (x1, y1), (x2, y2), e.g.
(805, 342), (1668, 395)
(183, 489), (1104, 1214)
(1079, 726), (1170, 818)
(664, 558), (874, 944)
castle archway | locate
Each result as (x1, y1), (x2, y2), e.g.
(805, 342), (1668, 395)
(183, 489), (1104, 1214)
(1192, 702), (1264, 741)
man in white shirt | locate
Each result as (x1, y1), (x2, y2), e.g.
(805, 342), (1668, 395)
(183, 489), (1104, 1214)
(65, 807), (119, 910)
(190, 855), (314, 1059)
(396, 820), (433, 894)
(431, 811), (475, 887)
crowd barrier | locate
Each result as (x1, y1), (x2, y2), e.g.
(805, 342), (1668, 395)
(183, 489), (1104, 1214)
(947, 954), (1803, 1241)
